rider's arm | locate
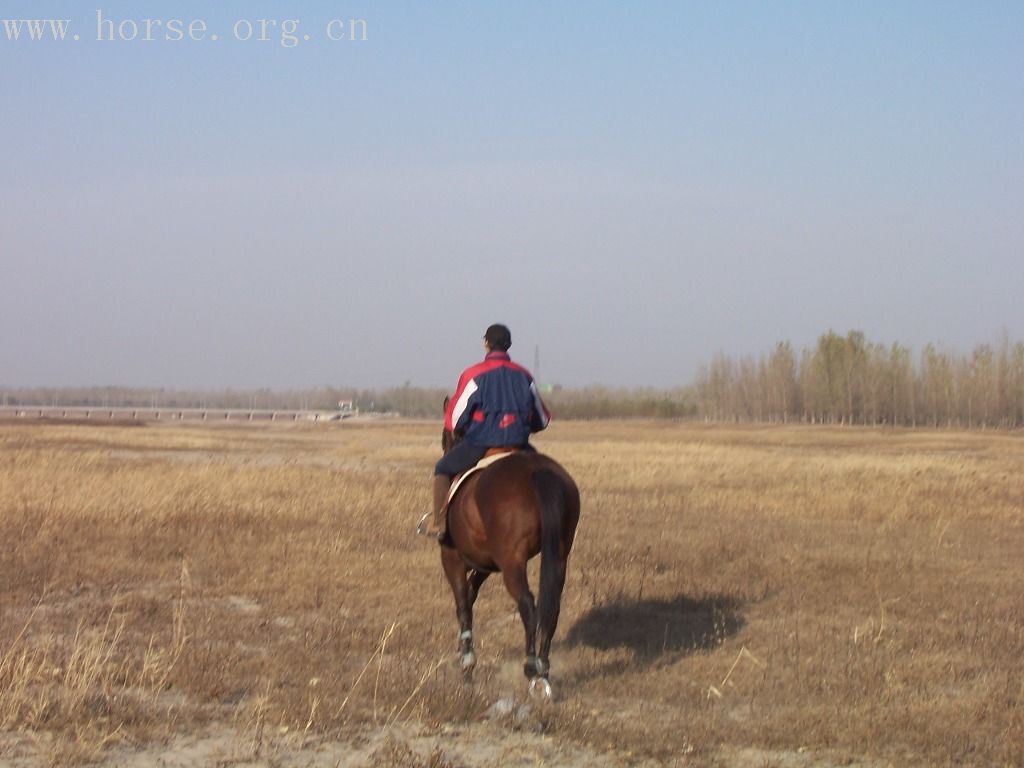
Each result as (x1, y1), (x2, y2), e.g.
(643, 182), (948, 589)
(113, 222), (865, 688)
(445, 372), (480, 433)
(528, 380), (551, 433)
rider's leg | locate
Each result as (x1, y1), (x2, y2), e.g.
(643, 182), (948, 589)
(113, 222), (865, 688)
(429, 473), (450, 535)
(418, 473), (450, 538)
(419, 442), (487, 538)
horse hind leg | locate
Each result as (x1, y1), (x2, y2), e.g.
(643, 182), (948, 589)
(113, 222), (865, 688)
(529, 564), (562, 701)
(468, 568), (490, 608)
(500, 566), (540, 680)
(458, 570), (490, 676)
(441, 549), (477, 678)
(529, 467), (575, 701)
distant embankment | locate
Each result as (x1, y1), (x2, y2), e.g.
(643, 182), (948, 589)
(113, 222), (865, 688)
(0, 406), (347, 423)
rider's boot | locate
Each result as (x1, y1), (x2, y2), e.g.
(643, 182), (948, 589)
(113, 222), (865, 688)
(417, 475), (451, 539)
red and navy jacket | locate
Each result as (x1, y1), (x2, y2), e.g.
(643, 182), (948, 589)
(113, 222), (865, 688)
(444, 351), (551, 447)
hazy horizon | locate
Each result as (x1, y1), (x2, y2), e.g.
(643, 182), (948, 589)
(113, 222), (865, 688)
(3, 2), (1021, 391)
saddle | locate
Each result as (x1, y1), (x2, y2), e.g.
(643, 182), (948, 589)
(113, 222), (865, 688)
(421, 447), (523, 545)
(446, 447), (520, 506)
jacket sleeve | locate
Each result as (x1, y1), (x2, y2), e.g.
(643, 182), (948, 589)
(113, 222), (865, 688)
(445, 372), (480, 432)
(528, 380), (551, 432)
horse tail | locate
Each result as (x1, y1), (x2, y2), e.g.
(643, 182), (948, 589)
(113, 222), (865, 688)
(533, 468), (570, 666)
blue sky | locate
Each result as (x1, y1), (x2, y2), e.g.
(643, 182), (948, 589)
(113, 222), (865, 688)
(2, 2), (1022, 389)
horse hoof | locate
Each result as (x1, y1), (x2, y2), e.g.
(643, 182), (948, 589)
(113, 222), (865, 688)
(460, 650), (476, 673)
(528, 676), (553, 701)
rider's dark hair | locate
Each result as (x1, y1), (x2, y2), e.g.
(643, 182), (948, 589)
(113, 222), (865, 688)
(484, 323), (512, 352)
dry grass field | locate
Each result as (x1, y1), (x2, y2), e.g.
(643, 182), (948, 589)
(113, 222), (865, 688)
(0, 419), (1021, 767)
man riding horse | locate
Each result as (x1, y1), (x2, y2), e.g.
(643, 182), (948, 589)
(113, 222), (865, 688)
(418, 323), (550, 539)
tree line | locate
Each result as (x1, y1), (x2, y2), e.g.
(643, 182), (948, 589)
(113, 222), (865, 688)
(695, 331), (1024, 428)
(0, 383), (697, 421)
(5, 331), (1022, 427)
(0, 384), (446, 418)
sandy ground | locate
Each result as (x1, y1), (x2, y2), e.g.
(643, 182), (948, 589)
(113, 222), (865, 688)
(0, 722), (653, 767)
(0, 722), (893, 768)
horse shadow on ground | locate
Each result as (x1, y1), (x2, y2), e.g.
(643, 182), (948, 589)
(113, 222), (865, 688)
(561, 593), (745, 681)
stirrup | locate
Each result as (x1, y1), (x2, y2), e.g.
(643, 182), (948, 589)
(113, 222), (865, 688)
(416, 512), (443, 539)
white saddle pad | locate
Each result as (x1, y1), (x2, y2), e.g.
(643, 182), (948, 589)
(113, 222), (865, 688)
(446, 450), (516, 504)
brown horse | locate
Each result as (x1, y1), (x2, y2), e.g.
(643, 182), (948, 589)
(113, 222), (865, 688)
(438, 425), (580, 698)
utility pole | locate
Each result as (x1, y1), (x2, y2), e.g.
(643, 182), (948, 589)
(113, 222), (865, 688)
(534, 345), (541, 386)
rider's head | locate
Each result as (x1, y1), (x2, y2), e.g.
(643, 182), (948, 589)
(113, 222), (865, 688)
(484, 323), (512, 353)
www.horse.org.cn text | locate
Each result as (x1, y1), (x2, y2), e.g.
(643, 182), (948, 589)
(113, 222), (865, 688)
(1, 11), (368, 47)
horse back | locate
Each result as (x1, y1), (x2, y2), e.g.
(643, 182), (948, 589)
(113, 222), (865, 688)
(446, 451), (577, 571)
